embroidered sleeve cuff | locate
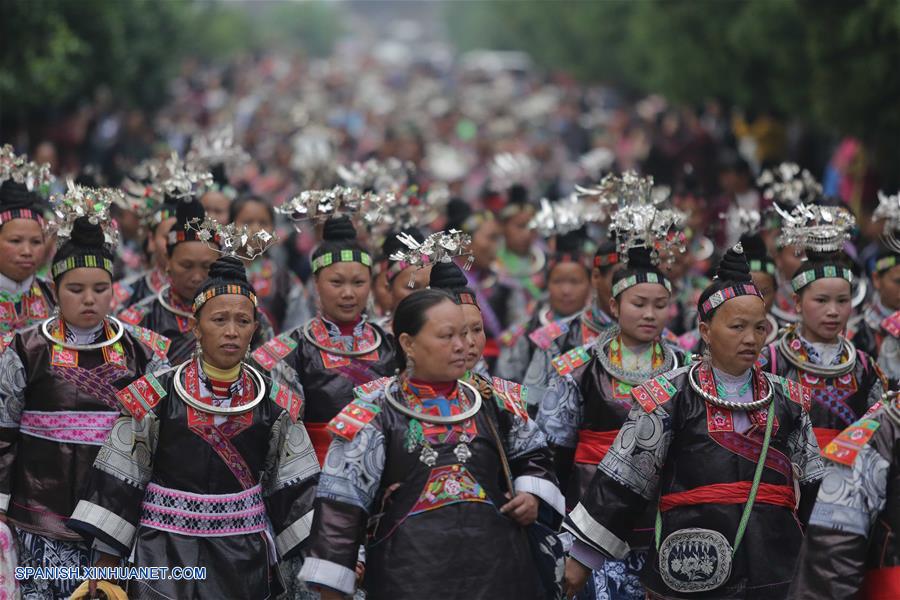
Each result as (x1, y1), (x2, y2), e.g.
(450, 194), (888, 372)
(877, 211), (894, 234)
(69, 500), (136, 554)
(514, 475), (565, 516)
(299, 557), (356, 596)
(563, 503), (630, 560)
(570, 538), (607, 571)
(275, 510), (313, 558)
(0, 492), (8, 512)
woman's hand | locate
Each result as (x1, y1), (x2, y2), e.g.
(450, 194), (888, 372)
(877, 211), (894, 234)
(563, 557), (591, 599)
(355, 561), (365, 585)
(500, 491), (539, 526)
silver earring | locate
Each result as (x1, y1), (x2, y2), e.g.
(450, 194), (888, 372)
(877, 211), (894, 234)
(406, 356), (415, 378)
(192, 341), (203, 362)
(702, 345), (711, 363)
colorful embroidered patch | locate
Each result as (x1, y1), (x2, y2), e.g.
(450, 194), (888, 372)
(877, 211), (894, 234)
(632, 375), (675, 413)
(780, 377), (812, 412)
(881, 310), (900, 339)
(251, 333), (298, 371)
(0, 332), (14, 354)
(528, 320), (569, 350)
(492, 376), (529, 420)
(118, 305), (148, 326)
(353, 377), (392, 399)
(822, 419), (881, 466)
(126, 324), (171, 360)
(269, 381), (303, 421)
(116, 373), (166, 419)
(408, 464), (490, 516)
(499, 323), (526, 347)
(327, 397), (382, 441)
(551, 345), (591, 376)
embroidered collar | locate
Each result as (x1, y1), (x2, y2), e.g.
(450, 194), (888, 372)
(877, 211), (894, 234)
(866, 295), (894, 330)
(0, 273), (35, 300)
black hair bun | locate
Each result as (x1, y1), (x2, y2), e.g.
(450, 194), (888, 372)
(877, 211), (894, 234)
(507, 183), (529, 205)
(738, 232), (768, 261)
(446, 197), (472, 230)
(210, 163), (228, 187)
(556, 228), (586, 255)
(594, 237), (617, 259)
(428, 260), (469, 290)
(176, 198), (205, 225)
(804, 249), (843, 265)
(0, 180), (37, 209)
(322, 215), (358, 242)
(207, 255), (248, 283)
(715, 244), (753, 283)
(69, 217), (105, 248)
(625, 246), (654, 269)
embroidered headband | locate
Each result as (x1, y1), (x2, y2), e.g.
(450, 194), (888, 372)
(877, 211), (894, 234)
(547, 252), (591, 273)
(51, 255), (114, 279)
(0, 208), (43, 227)
(611, 272), (672, 297)
(593, 252), (619, 268)
(791, 265), (853, 292)
(748, 259), (776, 276)
(698, 283), (763, 320)
(875, 255), (899, 274)
(455, 291), (479, 308)
(312, 249), (373, 273)
(193, 283), (258, 312)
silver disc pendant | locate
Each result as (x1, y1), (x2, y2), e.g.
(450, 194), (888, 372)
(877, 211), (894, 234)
(419, 445), (438, 466)
(454, 443), (472, 463)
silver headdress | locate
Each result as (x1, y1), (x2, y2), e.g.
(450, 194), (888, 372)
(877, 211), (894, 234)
(276, 186), (372, 230)
(721, 207), (763, 237)
(186, 126), (251, 179)
(757, 163), (822, 208)
(587, 171), (685, 266)
(49, 179), (122, 247)
(291, 126), (337, 188)
(0, 144), (54, 192)
(153, 152), (214, 200)
(578, 147), (616, 182)
(390, 229), (473, 287)
(529, 193), (606, 237)
(776, 203), (855, 254)
(873, 190), (900, 252)
(185, 217), (277, 260)
(336, 158), (413, 194)
(490, 152), (535, 192)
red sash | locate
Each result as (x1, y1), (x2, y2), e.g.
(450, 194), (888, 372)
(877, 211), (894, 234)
(812, 427), (841, 453)
(306, 423), (332, 466)
(659, 481), (795, 512)
(574, 430), (619, 465)
(864, 567), (900, 600)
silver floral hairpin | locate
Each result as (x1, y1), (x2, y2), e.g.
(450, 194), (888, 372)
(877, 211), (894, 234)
(49, 178), (122, 247)
(529, 194), (604, 237)
(186, 126), (251, 179)
(720, 207), (763, 237)
(0, 144), (54, 192)
(185, 216), (277, 260)
(276, 185), (372, 231)
(776, 203), (855, 253)
(390, 229), (473, 288)
(336, 158), (413, 194)
(153, 152), (214, 200)
(490, 152), (535, 191)
(758, 162), (822, 208)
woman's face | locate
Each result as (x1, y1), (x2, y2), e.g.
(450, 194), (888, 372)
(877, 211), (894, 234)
(592, 264), (622, 314)
(471, 219), (502, 270)
(700, 294), (768, 375)
(797, 278), (853, 344)
(315, 261), (371, 323)
(372, 270), (392, 313)
(167, 242), (219, 302)
(194, 294), (258, 370)
(774, 245), (805, 280)
(502, 211), (535, 255)
(399, 299), (468, 381)
(0, 220), (44, 282)
(750, 271), (776, 314)
(233, 200), (273, 236)
(462, 303), (485, 370)
(201, 191), (232, 225)
(548, 262), (591, 316)
(56, 267), (112, 329)
(874, 264), (900, 311)
(389, 265), (432, 312)
(150, 217), (176, 271)
(610, 283), (670, 345)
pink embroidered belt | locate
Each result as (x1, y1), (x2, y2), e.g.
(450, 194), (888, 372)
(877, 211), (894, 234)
(19, 410), (119, 445)
(139, 482), (269, 537)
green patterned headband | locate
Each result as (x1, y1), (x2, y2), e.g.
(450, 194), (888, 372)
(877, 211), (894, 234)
(611, 271), (672, 297)
(791, 265), (853, 292)
(312, 249), (373, 273)
(51, 254), (114, 280)
(875, 255), (899, 274)
(748, 259), (776, 276)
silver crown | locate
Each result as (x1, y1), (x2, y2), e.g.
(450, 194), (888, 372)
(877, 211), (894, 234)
(0, 144), (54, 192)
(873, 190), (900, 252)
(186, 126), (250, 180)
(276, 185), (372, 230)
(775, 203), (855, 253)
(529, 193), (606, 237)
(336, 158), (413, 194)
(720, 207), (762, 236)
(185, 216), (277, 260)
(490, 152), (535, 191)
(49, 179), (122, 247)
(758, 163), (822, 208)
(390, 229), (473, 288)
(581, 171), (685, 266)
(153, 152), (214, 200)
